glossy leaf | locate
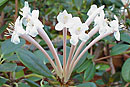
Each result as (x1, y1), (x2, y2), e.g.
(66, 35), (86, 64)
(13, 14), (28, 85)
(24, 79), (40, 87)
(0, 0), (8, 6)
(76, 82), (97, 87)
(76, 59), (92, 73)
(74, 51), (88, 70)
(16, 49), (52, 78)
(0, 76), (8, 86)
(34, 50), (53, 64)
(0, 63), (17, 72)
(1, 39), (25, 55)
(15, 66), (25, 72)
(15, 70), (24, 79)
(110, 44), (130, 56)
(121, 33), (130, 43)
(74, 0), (83, 10)
(18, 82), (30, 87)
(84, 62), (96, 81)
(122, 58), (130, 82)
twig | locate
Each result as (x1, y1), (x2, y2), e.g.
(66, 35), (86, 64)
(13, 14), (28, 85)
(109, 57), (115, 74)
(15, 0), (18, 21)
(94, 56), (112, 61)
(94, 50), (130, 62)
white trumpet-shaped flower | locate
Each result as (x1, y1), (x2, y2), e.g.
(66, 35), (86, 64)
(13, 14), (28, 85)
(109, 15), (120, 41)
(87, 4), (104, 17)
(26, 10), (44, 37)
(20, 1), (31, 18)
(11, 17), (26, 44)
(20, 1), (31, 26)
(55, 10), (72, 31)
(94, 10), (110, 35)
(87, 5), (98, 16)
(69, 17), (89, 45)
(20, 2), (43, 37)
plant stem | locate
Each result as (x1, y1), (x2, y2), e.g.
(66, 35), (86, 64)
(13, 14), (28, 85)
(21, 34), (60, 77)
(63, 28), (67, 77)
(15, 0), (18, 21)
(37, 28), (63, 78)
(65, 26), (99, 82)
(64, 45), (76, 83)
(68, 31), (112, 81)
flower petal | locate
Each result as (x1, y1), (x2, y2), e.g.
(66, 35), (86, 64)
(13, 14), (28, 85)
(57, 10), (72, 24)
(114, 31), (120, 41)
(11, 33), (20, 44)
(82, 23), (89, 31)
(26, 25), (38, 37)
(32, 10), (39, 19)
(99, 27), (106, 35)
(70, 35), (79, 45)
(79, 33), (89, 42)
(55, 23), (65, 31)
(87, 4), (97, 16)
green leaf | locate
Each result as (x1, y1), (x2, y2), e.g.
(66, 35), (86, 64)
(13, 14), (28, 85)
(34, 50), (53, 64)
(74, 0), (83, 10)
(1, 39), (25, 55)
(76, 82), (97, 87)
(110, 44), (130, 56)
(18, 82), (30, 87)
(76, 59), (92, 73)
(15, 66), (25, 72)
(4, 54), (19, 61)
(0, 76), (8, 86)
(73, 75), (83, 83)
(102, 72), (110, 84)
(122, 58), (130, 82)
(84, 62), (96, 81)
(0, 63), (17, 72)
(96, 64), (110, 71)
(96, 79), (104, 85)
(121, 33), (130, 43)
(0, 23), (9, 34)
(28, 76), (41, 82)
(15, 70), (24, 79)
(16, 49), (52, 78)
(0, 0), (8, 6)
(74, 51), (88, 70)
(24, 79), (40, 87)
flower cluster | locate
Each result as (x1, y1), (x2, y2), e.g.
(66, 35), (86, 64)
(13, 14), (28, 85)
(55, 5), (120, 45)
(55, 10), (89, 45)
(8, 1), (120, 84)
(11, 1), (43, 44)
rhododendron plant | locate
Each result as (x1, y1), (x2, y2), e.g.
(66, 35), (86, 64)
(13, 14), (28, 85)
(8, 2), (120, 86)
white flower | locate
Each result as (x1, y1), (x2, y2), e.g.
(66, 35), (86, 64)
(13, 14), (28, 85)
(87, 5), (97, 16)
(11, 17), (26, 44)
(26, 10), (44, 37)
(20, 1), (31, 26)
(109, 15), (120, 41)
(55, 10), (72, 31)
(69, 17), (89, 45)
(121, 0), (130, 5)
(87, 4), (104, 17)
(94, 10), (109, 35)
(20, 1), (31, 18)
